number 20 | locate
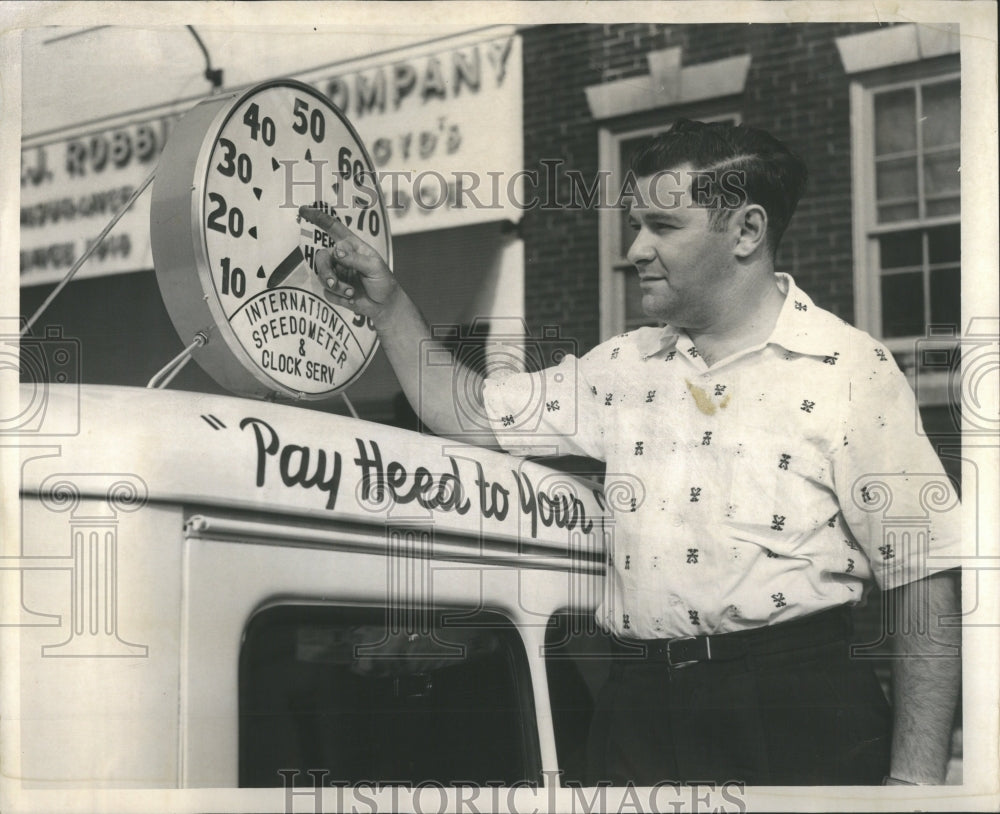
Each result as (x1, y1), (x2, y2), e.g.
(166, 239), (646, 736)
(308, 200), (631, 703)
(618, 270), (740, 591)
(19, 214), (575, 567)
(207, 192), (244, 237)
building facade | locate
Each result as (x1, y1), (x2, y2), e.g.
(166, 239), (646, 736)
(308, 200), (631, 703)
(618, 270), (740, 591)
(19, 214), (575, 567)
(20, 23), (962, 441)
(518, 23), (961, 463)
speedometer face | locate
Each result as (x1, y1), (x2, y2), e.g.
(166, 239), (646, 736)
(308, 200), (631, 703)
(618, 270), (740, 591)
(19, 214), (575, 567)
(153, 79), (391, 400)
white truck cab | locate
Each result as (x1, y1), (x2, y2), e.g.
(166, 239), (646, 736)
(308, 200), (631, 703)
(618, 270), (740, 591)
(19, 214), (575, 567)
(14, 383), (613, 791)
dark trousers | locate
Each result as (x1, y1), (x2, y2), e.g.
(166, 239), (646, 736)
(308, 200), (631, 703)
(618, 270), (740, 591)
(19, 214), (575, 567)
(585, 620), (891, 785)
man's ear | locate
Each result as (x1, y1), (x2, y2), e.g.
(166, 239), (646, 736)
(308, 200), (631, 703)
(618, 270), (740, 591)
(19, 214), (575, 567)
(733, 204), (768, 258)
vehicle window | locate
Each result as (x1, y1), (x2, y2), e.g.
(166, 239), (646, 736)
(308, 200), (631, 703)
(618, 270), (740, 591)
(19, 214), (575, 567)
(544, 612), (616, 784)
(239, 605), (540, 787)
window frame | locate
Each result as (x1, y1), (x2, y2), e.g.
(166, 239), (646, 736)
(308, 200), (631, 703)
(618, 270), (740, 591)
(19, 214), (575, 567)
(848, 58), (961, 390)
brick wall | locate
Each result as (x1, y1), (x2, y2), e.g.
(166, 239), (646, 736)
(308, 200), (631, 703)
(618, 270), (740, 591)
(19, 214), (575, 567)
(520, 22), (883, 350)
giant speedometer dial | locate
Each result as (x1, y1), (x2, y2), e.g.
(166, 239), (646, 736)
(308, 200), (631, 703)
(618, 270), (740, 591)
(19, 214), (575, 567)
(150, 79), (391, 400)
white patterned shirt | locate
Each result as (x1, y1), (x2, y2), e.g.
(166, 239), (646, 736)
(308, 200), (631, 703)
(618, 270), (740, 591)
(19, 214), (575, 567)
(482, 274), (961, 638)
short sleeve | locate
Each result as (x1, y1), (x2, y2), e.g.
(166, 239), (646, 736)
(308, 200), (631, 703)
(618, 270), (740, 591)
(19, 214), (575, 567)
(481, 351), (606, 459)
(832, 347), (961, 590)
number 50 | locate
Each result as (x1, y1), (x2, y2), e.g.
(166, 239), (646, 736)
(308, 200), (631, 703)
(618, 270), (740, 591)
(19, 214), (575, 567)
(292, 98), (326, 143)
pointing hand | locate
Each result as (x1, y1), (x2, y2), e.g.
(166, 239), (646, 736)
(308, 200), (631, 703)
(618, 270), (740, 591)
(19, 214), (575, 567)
(298, 206), (397, 322)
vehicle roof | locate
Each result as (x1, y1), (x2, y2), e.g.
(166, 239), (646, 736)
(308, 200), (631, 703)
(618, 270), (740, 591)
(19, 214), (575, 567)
(18, 384), (607, 560)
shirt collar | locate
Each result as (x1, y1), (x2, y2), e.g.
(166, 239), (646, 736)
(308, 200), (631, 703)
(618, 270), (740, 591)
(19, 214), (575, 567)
(766, 273), (842, 358)
(635, 323), (681, 359)
(635, 273), (840, 360)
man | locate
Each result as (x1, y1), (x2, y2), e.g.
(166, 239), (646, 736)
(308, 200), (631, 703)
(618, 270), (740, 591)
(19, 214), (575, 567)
(300, 119), (961, 786)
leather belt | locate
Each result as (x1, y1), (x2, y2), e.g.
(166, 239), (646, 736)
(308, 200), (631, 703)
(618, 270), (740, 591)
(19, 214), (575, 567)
(613, 606), (852, 670)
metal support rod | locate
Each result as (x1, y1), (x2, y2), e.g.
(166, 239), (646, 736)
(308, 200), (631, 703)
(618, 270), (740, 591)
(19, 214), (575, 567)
(155, 353), (194, 390)
(341, 392), (359, 419)
(147, 332), (208, 389)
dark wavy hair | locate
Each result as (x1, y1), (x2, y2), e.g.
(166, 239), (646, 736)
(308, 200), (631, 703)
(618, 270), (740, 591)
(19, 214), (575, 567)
(630, 119), (808, 252)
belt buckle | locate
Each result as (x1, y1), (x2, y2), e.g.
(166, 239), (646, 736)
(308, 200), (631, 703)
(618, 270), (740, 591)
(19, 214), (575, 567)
(665, 635), (706, 669)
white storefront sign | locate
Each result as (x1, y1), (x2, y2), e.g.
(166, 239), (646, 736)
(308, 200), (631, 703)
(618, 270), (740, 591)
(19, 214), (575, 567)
(19, 110), (182, 286)
(300, 30), (523, 236)
(18, 28), (523, 285)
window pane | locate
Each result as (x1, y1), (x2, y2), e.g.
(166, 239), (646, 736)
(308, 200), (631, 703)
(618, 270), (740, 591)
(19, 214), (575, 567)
(879, 230), (923, 269)
(545, 613), (616, 784)
(876, 157), (918, 201)
(928, 223), (960, 264)
(881, 271), (925, 337)
(239, 605), (538, 786)
(926, 197), (960, 218)
(930, 266), (961, 328)
(924, 150), (960, 196)
(878, 202), (920, 222)
(922, 79), (961, 148)
(875, 88), (917, 155)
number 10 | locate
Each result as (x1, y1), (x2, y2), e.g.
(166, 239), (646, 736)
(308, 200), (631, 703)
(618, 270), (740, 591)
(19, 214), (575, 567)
(220, 257), (246, 297)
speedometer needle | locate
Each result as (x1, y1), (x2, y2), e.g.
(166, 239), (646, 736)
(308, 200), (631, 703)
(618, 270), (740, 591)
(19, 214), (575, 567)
(266, 247), (304, 289)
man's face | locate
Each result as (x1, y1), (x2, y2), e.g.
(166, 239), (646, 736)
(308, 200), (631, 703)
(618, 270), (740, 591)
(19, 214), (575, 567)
(626, 167), (738, 329)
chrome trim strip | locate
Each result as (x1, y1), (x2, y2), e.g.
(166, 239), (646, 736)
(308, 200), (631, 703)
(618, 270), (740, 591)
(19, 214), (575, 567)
(184, 513), (605, 575)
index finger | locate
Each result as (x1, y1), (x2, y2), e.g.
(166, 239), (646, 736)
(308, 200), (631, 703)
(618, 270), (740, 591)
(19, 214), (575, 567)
(299, 206), (353, 242)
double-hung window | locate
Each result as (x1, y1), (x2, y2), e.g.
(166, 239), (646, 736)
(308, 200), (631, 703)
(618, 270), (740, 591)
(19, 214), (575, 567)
(839, 24), (961, 398)
(861, 74), (961, 346)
